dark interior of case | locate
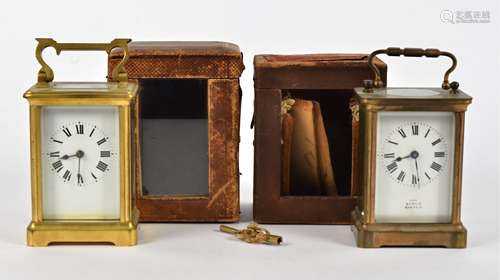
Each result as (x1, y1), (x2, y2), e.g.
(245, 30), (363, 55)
(139, 79), (209, 197)
(282, 90), (353, 196)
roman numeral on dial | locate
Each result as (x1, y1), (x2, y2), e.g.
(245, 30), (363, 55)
(424, 128), (430, 138)
(383, 153), (395, 158)
(89, 127), (96, 138)
(100, 151), (111, 157)
(52, 160), (63, 171)
(412, 174), (418, 185)
(96, 161), (108, 172)
(412, 124), (418, 135)
(434, 152), (445, 158)
(397, 171), (406, 182)
(430, 162), (442, 172)
(97, 138), (107, 145)
(49, 151), (60, 158)
(63, 170), (72, 181)
(387, 162), (398, 174)
(76, 123), (84, 134)
(387, 140), (398, 145)
(431, 138), (442, 146)
(398, 128), (407, 138)
(62, 127), (72, 137)
(51, 138), (63, 144)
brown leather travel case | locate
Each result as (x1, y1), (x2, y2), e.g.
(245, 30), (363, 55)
(254, 54), (387, 224)
(108, 41), (244, 222)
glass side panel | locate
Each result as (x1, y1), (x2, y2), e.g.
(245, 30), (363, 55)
(139, 79), (209, 197)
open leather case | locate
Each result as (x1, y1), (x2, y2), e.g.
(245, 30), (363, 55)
(253, 54), (387, 224)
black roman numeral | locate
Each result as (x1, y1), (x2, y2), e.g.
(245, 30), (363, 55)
(387, 162), (398, 174)
(387, 140), (399, 145)
(432, 138), (442, 146)
(412, 174), (418, 185)
(434, 152), (445, 158)
(97, 138), (107, 145)
(424, 128), (430, 138)
(76, 123), (84, 134)
(91, 172), (97, 180)
(96, 161), (108, 172)
(398, 128), (407, 138)
(62, 127), (72, 137)
(397, 171), (406, 182)
(89, 126), (96, 137)
(52, 160), (63, 171)
(384, 153), (395, 158)
(100, 151), (111, 157)
(430, 162), (442, 172)
(63, 170), (71, 181)
(51, 138), (63, 144)
(425, 172), (431, 180)
(49, 151), (60, 158)
(412, 124), (419, 135)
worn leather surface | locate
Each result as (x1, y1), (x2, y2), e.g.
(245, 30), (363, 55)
(108, 42), (243, 222)
(110, 41), (241, 57)
(253, 53), (387, 224)
(109, 41), (244, 79)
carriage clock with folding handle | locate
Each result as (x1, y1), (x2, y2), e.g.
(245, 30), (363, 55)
(24, 38), (139, 246)
(352, 48), (472, 248)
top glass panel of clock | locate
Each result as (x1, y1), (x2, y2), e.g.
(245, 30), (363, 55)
(354, 87), (472, 101)
(41, 106), (120, 220)
(374, 111), (455, 223)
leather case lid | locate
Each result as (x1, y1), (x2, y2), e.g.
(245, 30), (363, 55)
(253, 53), (387, 90)
(108, 41), (244, 79)
(110, 41), (241, 58)
(255, 54), (386, 69)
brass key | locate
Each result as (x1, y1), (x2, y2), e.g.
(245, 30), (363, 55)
(219, 223), (283, 245)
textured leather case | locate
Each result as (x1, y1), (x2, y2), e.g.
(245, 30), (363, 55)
(109, 41), (244, 222)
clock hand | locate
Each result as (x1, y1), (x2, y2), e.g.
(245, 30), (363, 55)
(60, 150), (85, 160)
(393, 154), (411, 162)
(393, 150), (420, 163)
(60, 153), (77, 160)
(414, 158), (421, 187)
(77, 156), (82, 185)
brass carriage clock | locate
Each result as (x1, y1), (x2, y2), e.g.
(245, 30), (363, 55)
(24, 38), (139, 246)
(352, 48), (472, 248)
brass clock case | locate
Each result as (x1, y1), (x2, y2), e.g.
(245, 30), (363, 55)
(24, 39), (139, 246)
(351, 48), (472, 248)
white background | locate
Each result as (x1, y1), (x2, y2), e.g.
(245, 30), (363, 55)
(0, 0), (498, 279)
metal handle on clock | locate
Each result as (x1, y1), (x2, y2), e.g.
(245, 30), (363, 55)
(35, 38), (131, 86)
(367, 47), (458, 90)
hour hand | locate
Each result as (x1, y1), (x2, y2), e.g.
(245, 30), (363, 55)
(60, 154), (76, 160)
(60, 150), (84, 160)
(393, 154), (411, 162)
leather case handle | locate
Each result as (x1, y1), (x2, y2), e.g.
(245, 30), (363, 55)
(35, 38), (131, 86)
(367, 47), (458, 90)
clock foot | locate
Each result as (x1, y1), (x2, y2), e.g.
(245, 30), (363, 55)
(351, 208), (467, 248)
(26, 209), (140, 247)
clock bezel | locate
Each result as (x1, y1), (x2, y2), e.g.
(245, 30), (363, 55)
(351, 86), (472, 248)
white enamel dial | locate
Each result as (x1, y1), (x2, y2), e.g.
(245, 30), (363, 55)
(41, 106), (120, 220)
(46, 122), (114, 187)
(374, 112), (455, 223)
(381, 122), (448, 187)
